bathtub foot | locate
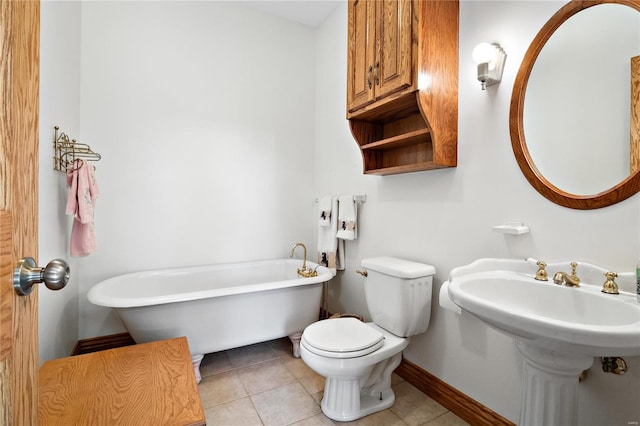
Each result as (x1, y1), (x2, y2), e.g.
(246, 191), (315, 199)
(289, 332), (303, 358)
(191, 354), (204, 384)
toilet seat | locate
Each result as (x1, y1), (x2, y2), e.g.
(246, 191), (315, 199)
(301, 318), (384, 359)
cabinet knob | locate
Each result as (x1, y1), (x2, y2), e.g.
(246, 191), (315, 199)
(367, 65), (373, 89)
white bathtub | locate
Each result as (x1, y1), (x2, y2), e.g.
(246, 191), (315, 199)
(87, 258), (332, 382)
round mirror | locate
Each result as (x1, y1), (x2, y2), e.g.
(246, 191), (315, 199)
(510, 0), (640, 209)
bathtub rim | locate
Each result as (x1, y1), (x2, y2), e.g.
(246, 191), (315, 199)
(87, 258), (333, 309)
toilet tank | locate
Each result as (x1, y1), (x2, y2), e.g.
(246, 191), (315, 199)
(361, 257), (435, 337)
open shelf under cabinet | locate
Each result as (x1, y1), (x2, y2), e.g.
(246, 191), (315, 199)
(350, 92), (451, 176)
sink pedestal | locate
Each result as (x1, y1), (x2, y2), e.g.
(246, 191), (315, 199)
(516, 340), (594, 426)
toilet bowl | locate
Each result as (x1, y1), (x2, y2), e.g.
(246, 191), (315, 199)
(301, 318), (409, 421)
(300, 257), (435, 422)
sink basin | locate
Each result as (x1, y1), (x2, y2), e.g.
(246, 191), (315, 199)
(447, 258), (640, 426)
(447, 258), (640, 356)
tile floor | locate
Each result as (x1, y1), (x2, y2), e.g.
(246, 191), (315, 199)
(197, 338), (469, 426)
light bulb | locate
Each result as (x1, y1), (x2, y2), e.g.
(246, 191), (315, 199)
(472, 42), (497, 69)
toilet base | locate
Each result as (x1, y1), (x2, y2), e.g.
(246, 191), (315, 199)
(319, 352), (402, 422)
(321, 383), (396, 422)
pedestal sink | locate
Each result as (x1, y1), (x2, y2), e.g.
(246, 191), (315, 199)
(446, 258), (640, 426)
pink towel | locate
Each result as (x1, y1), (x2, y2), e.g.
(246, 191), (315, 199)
(66, 159), (99, 257)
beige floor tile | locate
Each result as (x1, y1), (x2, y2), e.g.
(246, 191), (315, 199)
(197, 345), (464, 426)
(391, 372), (405, 386)
(299, 373), (325, 395)
(200, 350), (234, 377)
(284, 357), (318, 379)
(198, 370), (248, 408)
(251, 382), (322, 425)
(390, 382), (448, 426)
(237, 358), (297, 394)
(310, 390), (324, 405)
(342, 409), (407, 426)
(227, 342), (279, 368)
(268, 337), (295, 358)
(425, 411), (470, 426)
(204, 396), (263, 425)
(291, 412), (336, 426)
(285, 358), (326, 394)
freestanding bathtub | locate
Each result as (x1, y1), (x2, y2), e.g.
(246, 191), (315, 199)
(87, 258), (332, 382)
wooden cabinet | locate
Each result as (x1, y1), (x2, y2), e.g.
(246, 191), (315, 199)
(347, 0), (459, 175)
(347, 0), (414, 113)
(347, 0), (375, 111)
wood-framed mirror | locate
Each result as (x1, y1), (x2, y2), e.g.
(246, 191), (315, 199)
(510, 0), (640, 209)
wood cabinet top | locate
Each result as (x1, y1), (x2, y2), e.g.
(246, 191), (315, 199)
(39, 337), (205, 426)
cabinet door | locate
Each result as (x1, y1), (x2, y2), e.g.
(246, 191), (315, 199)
(347, 0), (376, 113)
(375, 0), (413, 100)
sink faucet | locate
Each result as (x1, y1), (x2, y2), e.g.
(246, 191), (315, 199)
(290, 243), (317, 277)
(534, 261), (548, 281)
(553, 261), (580, 287)
(601, 271), (619, 295)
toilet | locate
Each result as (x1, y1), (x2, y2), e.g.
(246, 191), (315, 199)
(300, 256), (435, 422)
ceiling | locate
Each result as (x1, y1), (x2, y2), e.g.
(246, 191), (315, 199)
(244, 1), (342, 27)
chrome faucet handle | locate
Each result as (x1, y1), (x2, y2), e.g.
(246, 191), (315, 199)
(601, 271), (619, 295)
(534, 261), (548, 281)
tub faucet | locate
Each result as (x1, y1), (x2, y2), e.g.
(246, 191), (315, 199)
(553, 261), (581, 287)
(290, 243), (317, 277)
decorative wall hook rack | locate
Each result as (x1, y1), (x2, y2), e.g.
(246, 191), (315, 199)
(53, 126), (101, 172)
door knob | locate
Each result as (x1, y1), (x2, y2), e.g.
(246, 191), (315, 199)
(13, 257), (70, 296)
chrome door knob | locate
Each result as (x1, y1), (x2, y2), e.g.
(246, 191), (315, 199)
(13, 257), (70, 296)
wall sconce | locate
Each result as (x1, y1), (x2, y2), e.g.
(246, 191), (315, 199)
(472, 42), (506, 90)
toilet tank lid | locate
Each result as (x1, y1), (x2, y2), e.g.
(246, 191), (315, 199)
(361, 257), (436, 279)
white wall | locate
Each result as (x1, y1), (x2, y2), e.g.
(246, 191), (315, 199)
(76, 1), (316, 337)
(314, 2), (640, 425)
(39, 0), (82, 361)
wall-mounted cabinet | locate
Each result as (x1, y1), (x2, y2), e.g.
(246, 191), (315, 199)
(347, 0), (414, 113)
(347, 0), (459, 176)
